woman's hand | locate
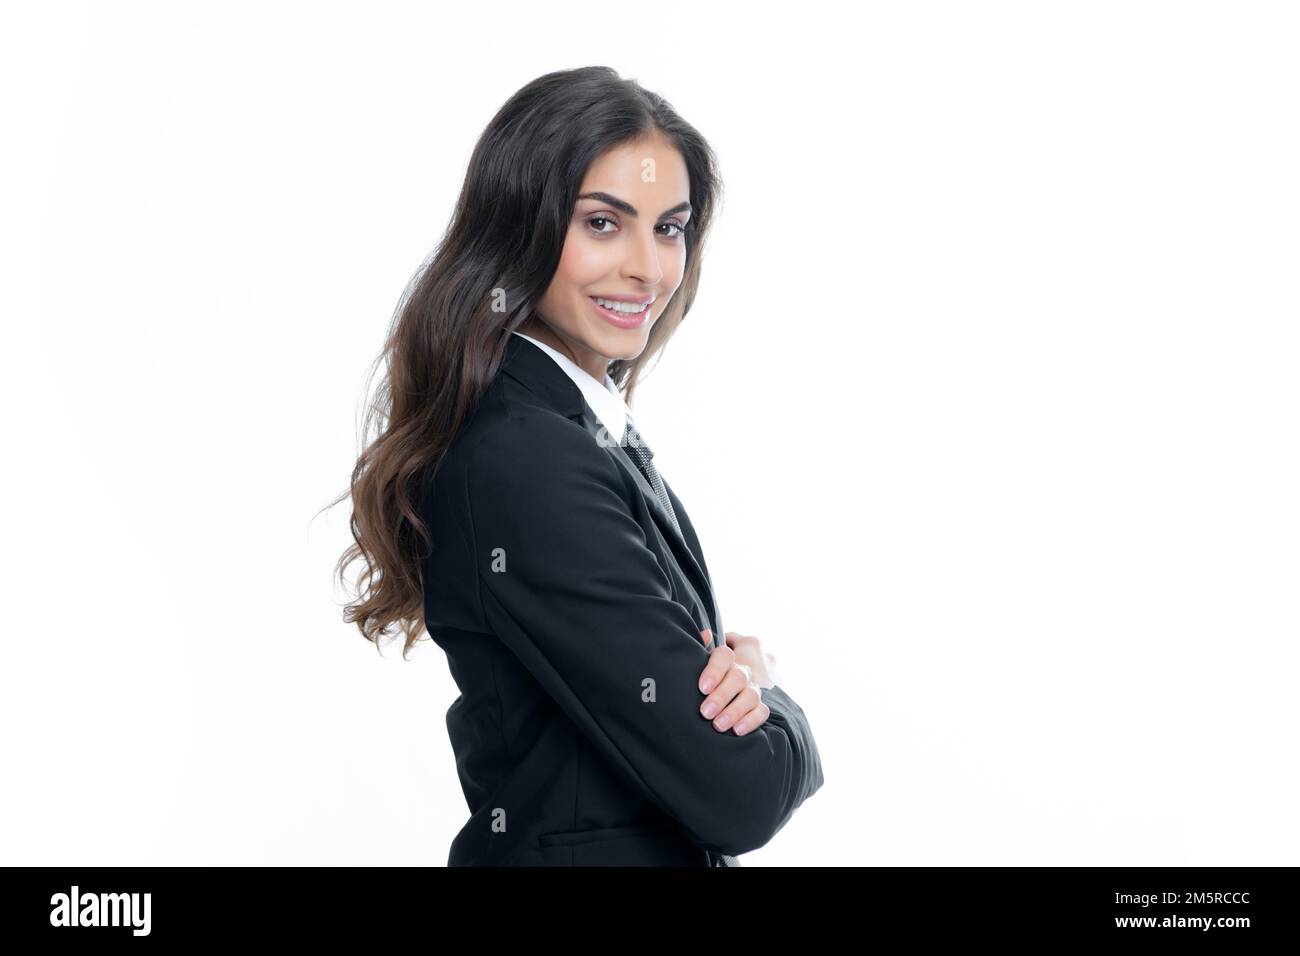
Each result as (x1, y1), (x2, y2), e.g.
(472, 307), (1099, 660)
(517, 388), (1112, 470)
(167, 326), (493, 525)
(724, 629), (782, 689)
(697, 628), (773, 736)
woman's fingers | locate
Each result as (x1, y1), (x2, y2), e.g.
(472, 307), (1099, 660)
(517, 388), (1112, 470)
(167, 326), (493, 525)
(699, 661), (745, 721)
(701, 674), (767, 733)
(711, 683), (765, 734)
(697, 642), (733, 695)
(732, 698), (771, 736)
(695, 641), (773, 734)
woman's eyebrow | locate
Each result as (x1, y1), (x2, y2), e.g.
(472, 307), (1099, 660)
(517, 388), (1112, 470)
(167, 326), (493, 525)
(577, 191), (692, 220)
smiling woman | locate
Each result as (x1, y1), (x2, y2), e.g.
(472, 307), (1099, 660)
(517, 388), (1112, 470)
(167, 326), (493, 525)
(329, 66), (825, 867)
(517, 136), (695, 373)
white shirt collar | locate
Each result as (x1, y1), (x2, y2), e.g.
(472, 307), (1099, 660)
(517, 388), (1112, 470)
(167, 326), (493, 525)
(511, 331), (632, 444)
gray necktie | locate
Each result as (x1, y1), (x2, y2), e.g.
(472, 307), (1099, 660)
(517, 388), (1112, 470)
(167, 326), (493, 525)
(621, 418), (681, 537)
(622, 415), (741, 868)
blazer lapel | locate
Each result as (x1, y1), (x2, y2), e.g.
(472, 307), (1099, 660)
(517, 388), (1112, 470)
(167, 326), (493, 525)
(576, 408), (720, 635)
(497, 333), (723, 643)
(661, 476), (726, 651)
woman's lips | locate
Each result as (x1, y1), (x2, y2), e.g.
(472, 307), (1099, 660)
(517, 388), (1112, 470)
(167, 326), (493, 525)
(589, 296), (651, 329)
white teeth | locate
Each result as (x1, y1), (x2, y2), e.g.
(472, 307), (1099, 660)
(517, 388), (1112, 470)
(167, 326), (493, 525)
(594, 297), (651, 314)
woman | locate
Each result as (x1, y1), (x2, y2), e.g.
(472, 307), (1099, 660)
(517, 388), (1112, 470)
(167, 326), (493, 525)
(335, 66), (824, 866)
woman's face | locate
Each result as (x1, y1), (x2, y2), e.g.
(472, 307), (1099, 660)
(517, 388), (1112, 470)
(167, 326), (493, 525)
(523, 132), (691, 382)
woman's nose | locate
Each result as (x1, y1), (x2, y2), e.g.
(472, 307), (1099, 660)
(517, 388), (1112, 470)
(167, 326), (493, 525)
(620, 229), (664, 285)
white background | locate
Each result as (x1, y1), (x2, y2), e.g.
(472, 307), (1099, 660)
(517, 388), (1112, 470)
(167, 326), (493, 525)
(2, 0), (1296, 866)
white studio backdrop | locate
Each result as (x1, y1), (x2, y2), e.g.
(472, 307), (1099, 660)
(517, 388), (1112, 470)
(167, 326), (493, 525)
(1, 0), (1296, 865)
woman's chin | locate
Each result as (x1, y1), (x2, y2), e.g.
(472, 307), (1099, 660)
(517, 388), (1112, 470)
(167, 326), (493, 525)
(585, 324), (649, 361)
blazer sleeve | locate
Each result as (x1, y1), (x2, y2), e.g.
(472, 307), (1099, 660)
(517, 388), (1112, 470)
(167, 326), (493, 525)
(465, 413), (825, 858)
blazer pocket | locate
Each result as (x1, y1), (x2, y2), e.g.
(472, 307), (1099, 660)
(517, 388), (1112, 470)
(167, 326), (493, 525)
(537, 821), (679, 848)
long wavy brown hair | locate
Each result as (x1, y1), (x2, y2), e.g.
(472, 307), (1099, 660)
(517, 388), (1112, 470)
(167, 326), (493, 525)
(327, 66), (725, 659)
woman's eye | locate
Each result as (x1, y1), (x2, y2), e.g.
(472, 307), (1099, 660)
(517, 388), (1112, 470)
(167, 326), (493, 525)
(584, 216), (686, 240)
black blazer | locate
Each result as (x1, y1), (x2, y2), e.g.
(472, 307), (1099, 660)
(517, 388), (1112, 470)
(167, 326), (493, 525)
(418, 333), (824, 865)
